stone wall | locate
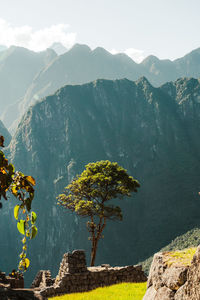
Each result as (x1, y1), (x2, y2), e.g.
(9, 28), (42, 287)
(0, 270), (24, 288)
(143, 246), (200, 300)
(0, 286), (42, 300)
(33, 250), (147, 298)
(31, 270), (55, 289)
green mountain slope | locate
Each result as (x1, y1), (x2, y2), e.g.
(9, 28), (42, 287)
(141, 227), (200, 274)
(2, 76), (200, 285)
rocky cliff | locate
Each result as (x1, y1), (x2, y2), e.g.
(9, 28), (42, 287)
(143, 246), (200, 300)
(2, 77), (200, 285)
(3, 44), (200, 133)
(21, 45), (200, 119)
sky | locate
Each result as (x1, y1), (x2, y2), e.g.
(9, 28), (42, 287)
(0, 0), (200, 62)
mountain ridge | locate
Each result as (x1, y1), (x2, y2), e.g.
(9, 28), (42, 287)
(2, 43), (200, 133)
(2, 76), (200, 285)
(0, 46), (57, 131)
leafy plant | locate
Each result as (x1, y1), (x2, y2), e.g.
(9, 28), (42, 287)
(0, 135), (38, 272)
(58, 160), (140, 266)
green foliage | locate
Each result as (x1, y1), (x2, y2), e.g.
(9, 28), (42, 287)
(50, 282), (147, 300)
(0, 135), (38, 273)
(140, 228), (200, 274)
(58, 160), (139, 218)
(164, 247), (196, 267)
(58, 160), (140, 266)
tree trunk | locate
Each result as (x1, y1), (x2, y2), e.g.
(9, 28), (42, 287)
(90, 239), (98, 266)
(90, 217), (106, 266)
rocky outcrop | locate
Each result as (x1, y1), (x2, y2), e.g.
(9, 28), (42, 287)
(174, 246), (200, 299)
(143, 246), (200, 300)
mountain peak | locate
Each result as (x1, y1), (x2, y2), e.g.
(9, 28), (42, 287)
(136, 76), (152, 86)
(49, 42), (67, 55)
(141, 55), (159, 65)
(68, 43), (91, 54)
(92, 47), (111, 56)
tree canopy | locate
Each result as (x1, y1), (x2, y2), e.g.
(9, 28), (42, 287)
(58, 160), (140, 266)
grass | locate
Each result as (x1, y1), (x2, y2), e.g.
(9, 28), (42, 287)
(49, 282), (147, 300)
(140, 228), (200, 274)
(163, 247), (197, 267)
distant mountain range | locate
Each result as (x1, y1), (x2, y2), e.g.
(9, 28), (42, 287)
(0, 46), (57, 131)
(2, 44), (200, 133)
(2, 76), (200, 285)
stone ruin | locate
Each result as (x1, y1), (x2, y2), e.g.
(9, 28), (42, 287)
(33, 249), (147, 298)
(0, 271), (38, 300)
(0, 250), (147, 299)
(0, 270), (24, 288)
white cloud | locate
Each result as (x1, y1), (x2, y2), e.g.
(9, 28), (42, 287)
(124, 48), (146, 63)
(0, 18), (77, 52)
(110, 47), (146, 63)
(110, 49), (119, 55)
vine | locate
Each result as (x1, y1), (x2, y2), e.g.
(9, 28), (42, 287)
(0, 135), (37, 273)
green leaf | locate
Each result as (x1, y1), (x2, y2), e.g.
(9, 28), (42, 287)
(11, 185), (17, 197)
(24, 258), (30, 268)
(14, 205), (20, 220)
(22, 237), (26, 244)
(26, 230), (30, 237)
(17, 220), (25, 235)
(25, 176), (36, 186)
(19, 258), (30, 270)
(20, 252), (26, 258)
(25, 198), (32, 212)
(7, 163), (15, 175)
(31, 225), (38, 239)
(31, 211), (37, 224)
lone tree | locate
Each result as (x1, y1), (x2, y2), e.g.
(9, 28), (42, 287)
(57, 160), (140, 266)
(0, 135), (37, 273)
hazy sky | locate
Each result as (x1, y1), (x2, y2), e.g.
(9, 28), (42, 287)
(0, 0), (200, 62)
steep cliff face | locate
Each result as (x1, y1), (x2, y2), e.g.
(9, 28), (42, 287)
(3, 44), (200, 134)
(3, 77), (200, 285)
(21, 45), (200, 119)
